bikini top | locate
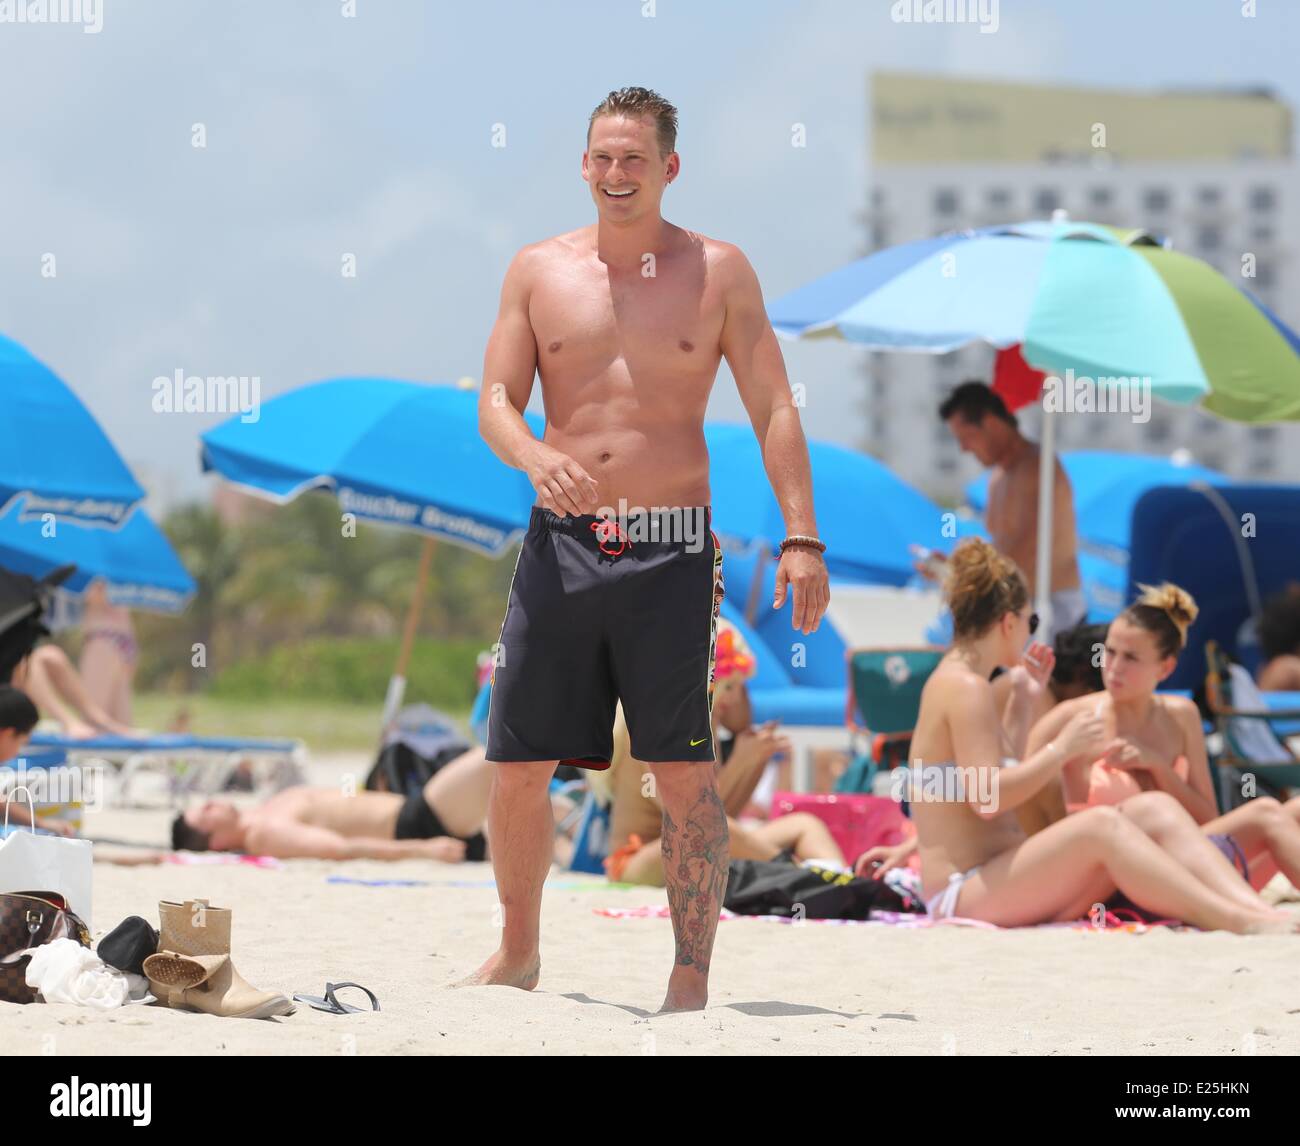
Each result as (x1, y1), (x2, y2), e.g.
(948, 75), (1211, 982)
(1085, 754), (1189, 807)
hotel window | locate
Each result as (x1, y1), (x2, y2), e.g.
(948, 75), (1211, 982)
(1196, 186), (1221, 206)
(1249, 426), (1276, 443)
(986, 187), (1012, 208)
(1248, 186), (1276, 212)
(1143, 188), (1171, 212)
(871, 187), (886, 208)
(934, 189), (959, 215)
(1255, 261), (1276, 289)
(1147, 420), (1171, 444)
(1033, 188), (1060, 214)
(1088, 187), (1113, 208)
(1196, 225), (1222, 251)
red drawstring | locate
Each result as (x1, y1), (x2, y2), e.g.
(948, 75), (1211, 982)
(591, 516), (633, 557)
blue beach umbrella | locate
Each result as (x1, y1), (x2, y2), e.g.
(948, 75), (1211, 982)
(200, 378), (544, 724)
(0, 334), (145, 527)
(0, 498), (194, 613)
(200, 378), (543, 557)
(768, 215), (1300, 629)
(705, 422), (952, 586)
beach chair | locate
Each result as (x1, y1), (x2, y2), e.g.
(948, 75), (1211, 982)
(1203, 640), (1300, 812)
(835, 647), (944, 794)
(27, 731), (307, 808)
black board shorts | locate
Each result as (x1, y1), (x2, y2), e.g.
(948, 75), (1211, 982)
(485, 506), (724, 770)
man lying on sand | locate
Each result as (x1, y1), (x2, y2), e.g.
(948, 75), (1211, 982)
(173, 746), (494, 862)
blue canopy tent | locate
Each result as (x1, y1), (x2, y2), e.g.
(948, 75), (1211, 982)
(1127, 484), (1300, 690)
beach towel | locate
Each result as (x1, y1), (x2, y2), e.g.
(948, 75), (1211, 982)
(593, 904), (1180, 933)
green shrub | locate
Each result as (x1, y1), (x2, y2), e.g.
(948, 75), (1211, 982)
(209, 636), (484, 707)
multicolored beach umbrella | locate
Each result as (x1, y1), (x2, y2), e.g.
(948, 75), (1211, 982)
(768, 215), (1300, 625)
(0, 333), (146, 527)
(768, 216), (1300, 422)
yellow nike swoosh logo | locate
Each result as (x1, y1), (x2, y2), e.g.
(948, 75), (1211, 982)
(690, 737), (707, 746)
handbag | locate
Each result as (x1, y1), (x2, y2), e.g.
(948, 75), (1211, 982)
(724, 859), (912, 920)
(0, 890), (91, 1003)
(770, 791), (909, 868)
(0, 786), (94, 925)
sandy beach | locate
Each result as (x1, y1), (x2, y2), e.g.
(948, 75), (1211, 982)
(3, 750), (1299, 1057)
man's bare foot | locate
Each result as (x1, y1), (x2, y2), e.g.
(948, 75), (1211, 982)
(452, 950), (540, 990)
(658, 969), (708, 1012)
(63, 720), (98, 740)
(658, 989), (708, 1013)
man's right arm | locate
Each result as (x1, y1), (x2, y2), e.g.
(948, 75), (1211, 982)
(478, 247), (598, 516)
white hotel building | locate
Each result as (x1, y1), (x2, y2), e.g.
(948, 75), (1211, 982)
(863, 73), (1298, 501)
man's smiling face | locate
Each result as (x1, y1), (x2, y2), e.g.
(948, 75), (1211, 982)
(584, 113), (677, 222)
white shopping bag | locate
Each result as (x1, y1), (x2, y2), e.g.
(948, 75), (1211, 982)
(0, 786), (93, 926)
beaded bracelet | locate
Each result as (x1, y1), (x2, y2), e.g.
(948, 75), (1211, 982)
(778, 534), (827, 556)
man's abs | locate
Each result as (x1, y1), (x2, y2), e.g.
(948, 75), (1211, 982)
(540, 417), (711, 509)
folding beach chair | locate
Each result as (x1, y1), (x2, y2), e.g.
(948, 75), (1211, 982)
(1203, 640), (1300, 813)
(835, 647), (944, 794)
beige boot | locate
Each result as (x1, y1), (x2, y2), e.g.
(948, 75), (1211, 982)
(144, 899), (294, 1020)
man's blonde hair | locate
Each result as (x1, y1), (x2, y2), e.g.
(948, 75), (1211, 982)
(587, 86), (678, 158)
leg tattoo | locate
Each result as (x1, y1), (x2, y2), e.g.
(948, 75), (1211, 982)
(661, 784), (729, 974)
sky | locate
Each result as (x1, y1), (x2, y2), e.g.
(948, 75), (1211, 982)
(2, 0), (1298, 512)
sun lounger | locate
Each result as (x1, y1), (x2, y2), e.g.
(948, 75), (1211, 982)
(1202, 641), (1300, 811)
(27, 730), (307, 807)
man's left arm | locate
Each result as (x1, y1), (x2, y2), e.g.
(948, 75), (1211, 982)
(719, 246), (828, 634)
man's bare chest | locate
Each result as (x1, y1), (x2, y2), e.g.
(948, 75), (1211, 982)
(529, 264), (725, 366)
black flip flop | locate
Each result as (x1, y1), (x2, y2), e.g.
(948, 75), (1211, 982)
(292, 981), (381, 1014)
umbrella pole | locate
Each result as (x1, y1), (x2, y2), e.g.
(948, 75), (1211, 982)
(1035, 406), (1056, 637)
(381, 536), (436, 733)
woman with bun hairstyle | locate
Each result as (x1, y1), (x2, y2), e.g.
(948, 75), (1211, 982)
(1027, 583), (1300, 897)
(905, 538), (1297, 932)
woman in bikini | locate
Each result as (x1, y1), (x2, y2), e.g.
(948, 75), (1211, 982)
(904, 537), (1296, 933)
(1026, 583), (1300, 898)
(78, 579), (139, 729)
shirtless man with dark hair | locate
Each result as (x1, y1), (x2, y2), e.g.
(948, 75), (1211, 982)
(466, 86), (829, 1011)
(935, 380), (1085, 644)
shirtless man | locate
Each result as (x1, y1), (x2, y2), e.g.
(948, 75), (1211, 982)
(933, 381), (1085, 643)
(466, 87), (829, 1011)
(173, 747), (492, 861)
